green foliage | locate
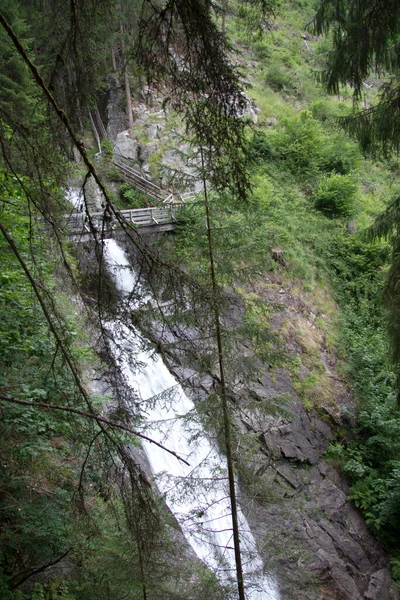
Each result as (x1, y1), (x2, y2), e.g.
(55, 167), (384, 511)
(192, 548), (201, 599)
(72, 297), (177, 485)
(265, 63), (292, 92)
(248, 131), (272, 162)
(119, 183), (149, 208)
(321, 225), (400, 549)
(266, 110), (360, 181)
(314, 173), (358, 218)
(0, 183), (81, 594)
(101, 137), (114, 158)
(2, 0), (400, 592)
(267, 110), (324, 174)
(0, 0), (33, 120)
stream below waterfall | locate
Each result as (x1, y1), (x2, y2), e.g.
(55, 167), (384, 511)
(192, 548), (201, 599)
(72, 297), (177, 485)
(101, 238), (280, 600)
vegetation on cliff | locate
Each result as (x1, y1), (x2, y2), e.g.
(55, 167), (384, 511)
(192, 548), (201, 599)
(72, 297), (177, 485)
(1, 0), (400, 598)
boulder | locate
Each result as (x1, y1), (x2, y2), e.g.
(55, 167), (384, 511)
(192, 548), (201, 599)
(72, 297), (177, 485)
(114, 131), (138, 160)
(146, 124), (159, 140)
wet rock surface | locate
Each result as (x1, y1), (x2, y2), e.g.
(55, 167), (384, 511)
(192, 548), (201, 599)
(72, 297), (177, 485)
(153, 278), (399, 600)
(105, 80), (399, 600)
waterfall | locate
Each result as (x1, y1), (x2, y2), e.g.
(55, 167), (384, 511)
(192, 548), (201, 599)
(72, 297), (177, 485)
(103, 238), (280, 600)
(65, 187), (84, 212)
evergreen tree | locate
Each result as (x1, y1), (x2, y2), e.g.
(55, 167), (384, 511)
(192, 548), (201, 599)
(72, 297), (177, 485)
(0, 1), (276, 598)
(312, 0), (400, 154)
(312, 0), (400, 391)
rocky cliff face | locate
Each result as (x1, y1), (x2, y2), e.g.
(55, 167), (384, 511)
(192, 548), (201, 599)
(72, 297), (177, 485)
(152, 272), (400, 600)
(108, 83), (201, 193)
(103, 80), (399, 600)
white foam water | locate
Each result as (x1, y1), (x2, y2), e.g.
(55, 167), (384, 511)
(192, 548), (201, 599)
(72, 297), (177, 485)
(103, 238), (280, 600)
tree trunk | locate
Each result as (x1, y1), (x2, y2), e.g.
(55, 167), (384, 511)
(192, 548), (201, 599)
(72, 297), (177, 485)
(111, 46), (117, 72)
(120, 22), (134, 130)
(200, 147), (246, 600)
(221, 0), (227, 33)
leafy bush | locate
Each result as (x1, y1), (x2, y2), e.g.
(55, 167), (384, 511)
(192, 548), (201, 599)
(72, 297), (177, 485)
(320, 132), (361, 175)
(265, 64), (292, 91)
(268, 110), (326, 175)
(314, 173), (358, 218)
(119, 183), (149, 208)
(100, 137), (114, 158)
(248, 131), (272, 162)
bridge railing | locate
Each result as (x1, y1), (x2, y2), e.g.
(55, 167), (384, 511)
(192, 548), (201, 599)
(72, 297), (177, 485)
(58, 203), (183, 235)
(113, 156), (168, 203)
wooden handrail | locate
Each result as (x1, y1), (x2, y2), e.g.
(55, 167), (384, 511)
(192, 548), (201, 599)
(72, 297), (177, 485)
(58, 203), (183, 234)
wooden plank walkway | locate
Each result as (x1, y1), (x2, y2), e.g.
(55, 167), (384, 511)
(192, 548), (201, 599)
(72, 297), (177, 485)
(88, 105), (190, 205)
(83, 108), (194, 237)
(61, 204), (183, 237)
(113, 156), (188, 205)
(113, 157), (167, 203)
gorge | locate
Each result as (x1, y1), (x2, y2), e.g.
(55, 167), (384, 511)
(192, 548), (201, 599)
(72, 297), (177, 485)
(2, 1), (400, 599)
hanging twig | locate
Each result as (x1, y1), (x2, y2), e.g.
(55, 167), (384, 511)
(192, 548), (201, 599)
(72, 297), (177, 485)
(11, 548), (71, 589)
(0, 394), (190, 466)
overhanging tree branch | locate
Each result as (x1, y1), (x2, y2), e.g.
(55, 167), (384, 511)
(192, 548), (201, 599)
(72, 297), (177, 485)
(0, 223), (190, 467)
(0, 394), (190, 466)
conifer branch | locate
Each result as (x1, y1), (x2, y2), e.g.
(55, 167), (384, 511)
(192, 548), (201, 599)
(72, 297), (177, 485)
(0, 222), (189, 467)
(0, 394), (190, 466)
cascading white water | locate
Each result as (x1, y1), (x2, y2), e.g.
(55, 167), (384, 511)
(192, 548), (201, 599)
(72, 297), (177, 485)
(103, 238), (280, 600)
(65, 187), (84, 212)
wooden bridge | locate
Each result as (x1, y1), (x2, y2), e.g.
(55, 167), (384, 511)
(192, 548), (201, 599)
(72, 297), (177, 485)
(66, 106), (192, 238)
(62, 204), (183, 238)
(89, 104), (189, 205)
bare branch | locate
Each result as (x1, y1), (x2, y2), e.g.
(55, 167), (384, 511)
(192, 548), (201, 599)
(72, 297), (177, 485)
(0, 395), (190, 466)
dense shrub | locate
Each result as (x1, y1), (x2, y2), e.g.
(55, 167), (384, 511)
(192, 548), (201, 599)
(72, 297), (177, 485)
(268, 110), (326, 175)
(248, 131), (272, 162)
(119, 183), (149, 207)
(314, 173), (358, 218)
(265, 64), (292, 91)
(320, 132), (361, 175)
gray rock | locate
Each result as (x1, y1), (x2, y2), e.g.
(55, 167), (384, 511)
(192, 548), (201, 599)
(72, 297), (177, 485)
(140, 85), (155, 106)
(141, 163), (151, 176)
(262, 426), (282, 456)
(316, 549), (362, 600)
(106, 76), (127, 140)
(304, 519), (337, 556)
(318, 461), (329, 476)
(315, 479), (346, 516)
(278, 423), (292, 435)
(247, 105), (258, 123)
(276, 464), (301, 489)
(162, 149), (184, 169)
(114, 131), (138, 160)
(170, 366), (197, 383)
(139, 141), (159, 162)
(280, 438), (304, 461)
(318, 517), (371, 571)
(132, 116), (148, 127)
(365, 569), (392, 600)
(146, 124), (159, 140)
(311, 416), (333, 440)
(297, 433), (320, 464)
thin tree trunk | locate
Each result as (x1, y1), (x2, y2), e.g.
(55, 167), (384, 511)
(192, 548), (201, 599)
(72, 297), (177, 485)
(200, 148), (246, 600)
(111, 46), (117, 72)
(69, 65), (84, 134)
(89, 110), (102, 153)
(124, 67), (134, 130)
(120, 22), (134, 130)
(221, 0), (227, 33)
